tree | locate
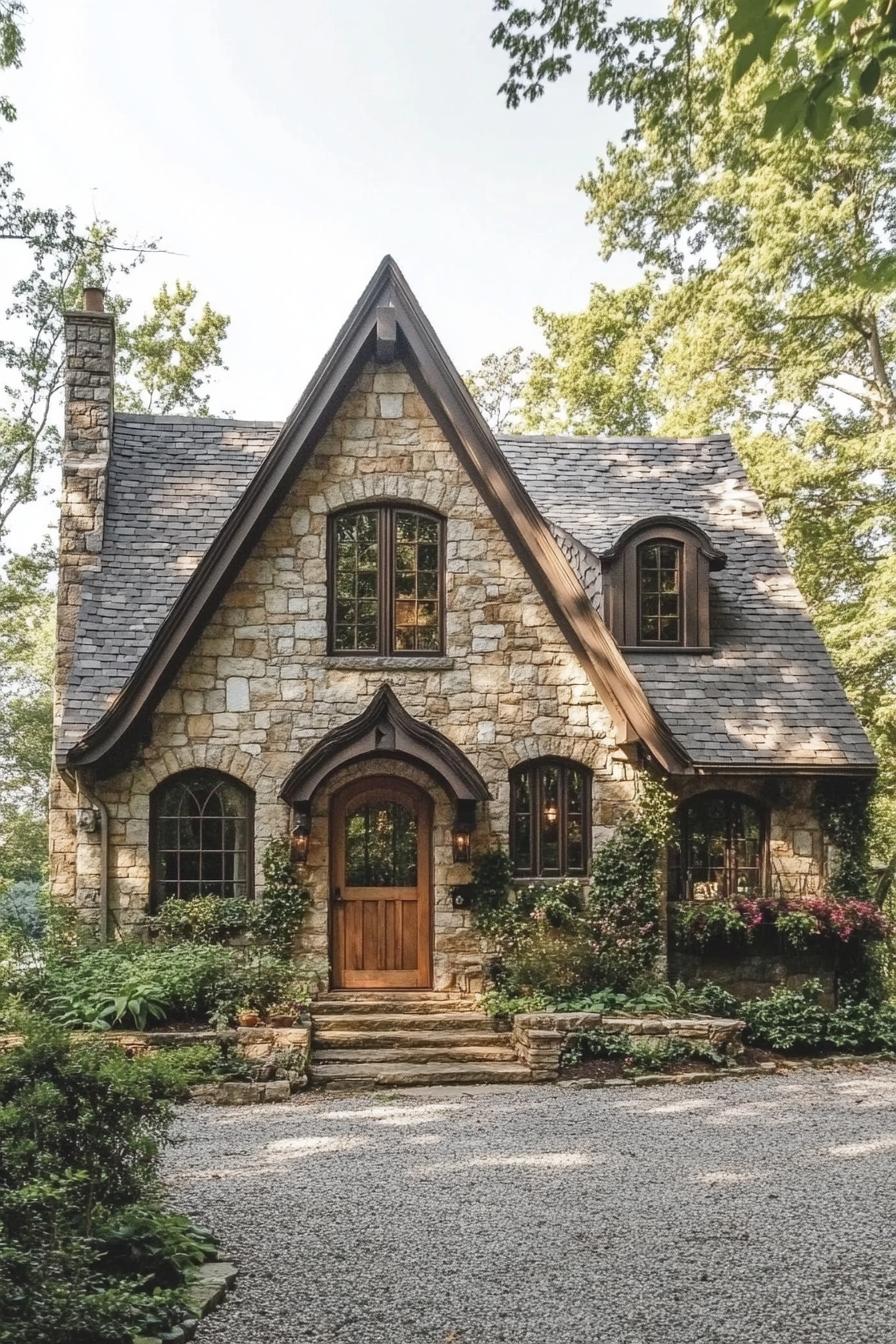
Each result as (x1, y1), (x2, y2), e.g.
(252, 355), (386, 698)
(490, 0), (896, 142)
(463, 347), (531, 432)
(490, 3), (896, 852)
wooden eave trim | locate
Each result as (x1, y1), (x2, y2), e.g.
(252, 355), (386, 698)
(688, 762), (878, 778)
(65, 256), (690, 776)
(600, 515), (726, 571)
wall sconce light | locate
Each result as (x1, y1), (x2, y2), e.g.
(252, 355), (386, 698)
(291, 803), (311, 865)
(544, 801), (559, 826)
(452, 800), (476, 864)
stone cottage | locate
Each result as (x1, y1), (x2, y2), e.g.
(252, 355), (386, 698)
(51, 258), (875, 999)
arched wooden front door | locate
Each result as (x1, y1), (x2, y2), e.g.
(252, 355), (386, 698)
(330, 777), (433, 989)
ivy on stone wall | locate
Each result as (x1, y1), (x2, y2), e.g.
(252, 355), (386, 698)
(813, 778), (874, 904)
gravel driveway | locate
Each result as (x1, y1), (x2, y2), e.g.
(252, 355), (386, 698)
(166, 1068), (896, 1344)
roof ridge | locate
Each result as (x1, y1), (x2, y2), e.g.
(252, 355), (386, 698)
(114, 412), (284, 430)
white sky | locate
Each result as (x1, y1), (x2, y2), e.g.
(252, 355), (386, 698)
(5, 0), (644, 549)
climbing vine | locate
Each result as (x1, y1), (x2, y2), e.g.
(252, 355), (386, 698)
(813, 778), (873, 904)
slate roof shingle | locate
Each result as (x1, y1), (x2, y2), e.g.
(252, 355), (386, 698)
(59, 415), (875, 772)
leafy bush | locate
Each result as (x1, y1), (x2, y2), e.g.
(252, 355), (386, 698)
(561, 1026), (725, 1073)
(742, 981), (829, 1053)
(148, 838), (311, 957)
(825, 999), (896, 1053)
(672, 892), (888, 951)
(586, 775), (673, 990)
(0, 1017), (210, 1343)
(480, 978), (742, 1020)
(18, 941), (326, 1030)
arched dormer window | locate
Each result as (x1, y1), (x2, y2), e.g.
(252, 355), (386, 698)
(150, 770), (254, 910)
(328, 504), (445, 655)
(509, 759), (591, 878)
(600, 516), (725, 651)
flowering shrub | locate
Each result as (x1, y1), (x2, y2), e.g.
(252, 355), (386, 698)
(672, 892), (888, 950)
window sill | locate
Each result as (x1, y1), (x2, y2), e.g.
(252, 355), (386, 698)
(323, 655), (456, 671)
(619, 645), (715, 656)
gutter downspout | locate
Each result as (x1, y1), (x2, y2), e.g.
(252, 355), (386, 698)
(62, 766), (110, 944)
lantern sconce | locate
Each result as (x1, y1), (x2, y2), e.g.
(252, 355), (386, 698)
(452, 800), (476, 865)
(544, 800), (559, 826)
(291, 802), (311, 865)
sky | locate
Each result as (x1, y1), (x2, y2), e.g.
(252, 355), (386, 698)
(4, 0), (644, 548)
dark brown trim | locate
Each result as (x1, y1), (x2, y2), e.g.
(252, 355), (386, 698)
(689, 763), (877, 778)
(509, 757), (591, 878)
(281, 683), (490, 805)
(603, 517), (724, 651)
(64, 256), (691, 776)
(148, 768), (255, 912)
(668, 789), (768, 902)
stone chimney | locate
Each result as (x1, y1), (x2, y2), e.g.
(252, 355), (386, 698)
(54, 288), (115, 727)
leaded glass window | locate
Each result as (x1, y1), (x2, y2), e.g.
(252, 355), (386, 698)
(668, 793), (765, 901)
(638, 541), (682, 644)
(345, 801), (418, 886)
(152, 771), (253, 909)
(510, 760), (591, 877)
(333, 510), (380, 652)
(328, 505), (444, 655)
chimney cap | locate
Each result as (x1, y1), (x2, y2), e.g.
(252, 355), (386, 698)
(83, 286), (105, 314)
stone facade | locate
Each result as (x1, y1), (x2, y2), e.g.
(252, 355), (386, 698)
(50, 300), (856, 998)
(55, 358), (634, 988)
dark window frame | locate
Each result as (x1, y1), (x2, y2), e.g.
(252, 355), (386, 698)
(327, 502), (446, 656)
(636, 539), (684, 646)
(600, 516), (725, 652)
(149, 769), (255, 912)
(509, 758), (591, 878)
(668, 790), (768, 902)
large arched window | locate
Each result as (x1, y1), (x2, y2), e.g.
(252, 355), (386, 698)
(669, 792), (765, 901)
(151, 770), (253, 909)
(510, 759), (591, 878)
(328, 504), (444, 655)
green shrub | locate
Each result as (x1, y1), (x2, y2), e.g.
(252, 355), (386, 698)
(742, 981), (829, 1053)
(825, 998), (896, 1053)
(586, 775), (673, 990)
(561, 1027), (725, 1072)
(0, 1018), (204, 1344)
(148, 838), (311, 957)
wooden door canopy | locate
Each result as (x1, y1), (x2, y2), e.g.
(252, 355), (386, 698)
(280, 684), (489, 808)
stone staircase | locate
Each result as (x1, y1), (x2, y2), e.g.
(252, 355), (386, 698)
(308, 992), (531, 1089)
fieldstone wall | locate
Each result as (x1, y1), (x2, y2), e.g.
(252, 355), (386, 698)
(65, 358), (632, 987)
(50, 306), (116, 912)
(511, 1012), (745, 1082)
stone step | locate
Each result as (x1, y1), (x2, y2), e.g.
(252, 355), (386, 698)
(311, 1012), (495, 1033)
(316, 991), (469, 1003)
(309, 1060), (532, 1089)
(311, 998), (478, 1017)
(314, 1044), (519, 1064)
(313, 1028), (512, 1049)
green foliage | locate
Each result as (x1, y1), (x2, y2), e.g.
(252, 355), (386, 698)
(481, 977), (741, 1019)
(813, 777), (873, 902)
(490, 0), (893, 143)
(0, 1017), (211, 1343)
(742, 981), (830, 1052)
(115, 281), (229, 416)
(672, 901), (750, 947)
(10, 938), (323, 1030)
(149, 839), (311, 959)
(562, 1026), (726, 1072)
(586, 775), (673, 989)
(253, 837), (312, 956)
(463, 346), (531, 432)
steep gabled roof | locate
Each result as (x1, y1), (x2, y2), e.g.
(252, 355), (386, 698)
(62, 257), (689, 775)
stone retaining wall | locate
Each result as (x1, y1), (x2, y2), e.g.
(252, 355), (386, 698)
(511, 1012), (745, 1082)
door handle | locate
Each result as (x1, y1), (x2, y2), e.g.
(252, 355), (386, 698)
(332, 886), (342, 903)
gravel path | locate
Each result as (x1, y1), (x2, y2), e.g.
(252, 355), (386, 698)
(166, 1068), (896, 1344)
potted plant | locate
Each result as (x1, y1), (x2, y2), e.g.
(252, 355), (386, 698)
(237, 1004), (261, 1027)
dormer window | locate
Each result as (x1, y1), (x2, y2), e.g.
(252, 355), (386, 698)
(638, 540), (682, 645)
(601, 516), (725, 651)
